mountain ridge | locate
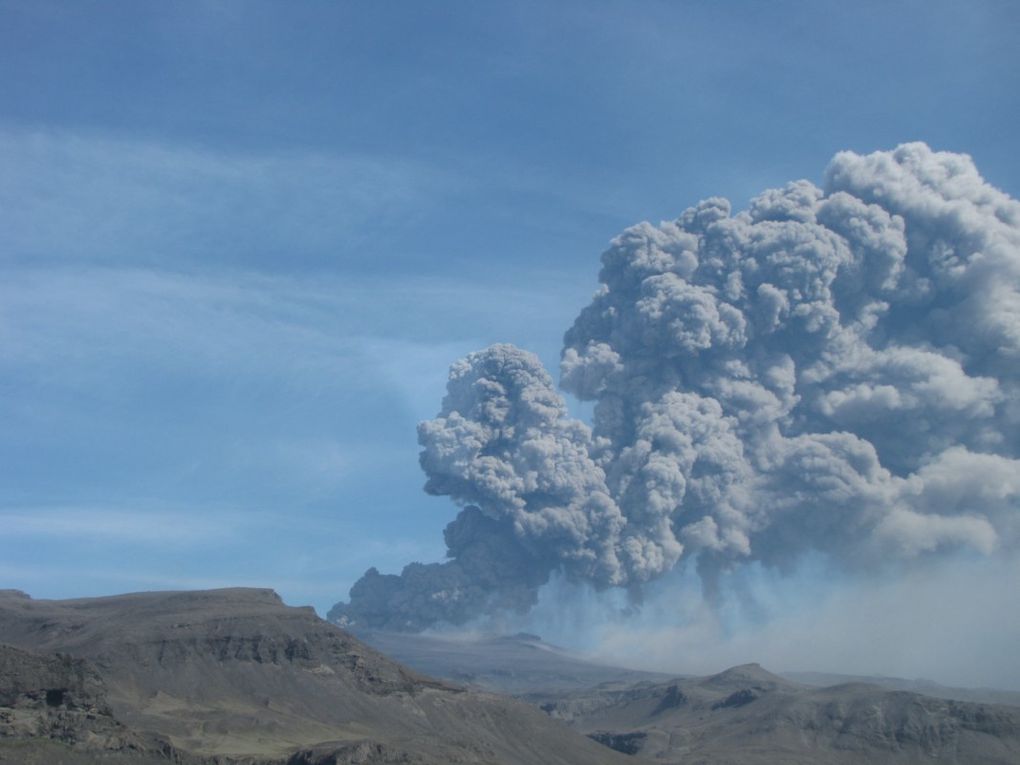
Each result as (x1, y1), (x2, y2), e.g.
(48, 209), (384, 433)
(0, 588), (637, 765)
(532, 665), (1020, 764)
(351, 629), (1020, 764)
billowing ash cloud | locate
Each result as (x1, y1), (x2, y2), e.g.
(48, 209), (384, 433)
(330, 143), (1020, 631)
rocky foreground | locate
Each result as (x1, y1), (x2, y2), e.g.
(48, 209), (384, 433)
(0, 588), (633, 765)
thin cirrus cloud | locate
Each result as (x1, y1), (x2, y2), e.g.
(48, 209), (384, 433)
(0, 504), (240, 545)
(0, 126), (631, 279)
(0, 264), (579, 403)
(0, 127), (456, 269)
(0, 503), (443, 563)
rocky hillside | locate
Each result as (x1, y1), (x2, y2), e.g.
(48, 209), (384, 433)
(0, 588), (635, 765)
(532, 663), (1020, 764)
(0, 641), (184, 764)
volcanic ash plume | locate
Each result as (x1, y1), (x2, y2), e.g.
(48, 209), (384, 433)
(329, 143), (1020, 631)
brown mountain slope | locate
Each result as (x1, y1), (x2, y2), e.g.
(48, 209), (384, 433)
(0, 588), (636, 765)
(533, 663), (1020, 764)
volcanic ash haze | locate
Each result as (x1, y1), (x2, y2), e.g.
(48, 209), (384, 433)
(329, 143), (1020, 633)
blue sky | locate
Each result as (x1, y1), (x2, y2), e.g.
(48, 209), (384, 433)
(2, 0), (1018, 614)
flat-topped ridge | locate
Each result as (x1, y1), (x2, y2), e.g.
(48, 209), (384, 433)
(0, 587), (635, 765)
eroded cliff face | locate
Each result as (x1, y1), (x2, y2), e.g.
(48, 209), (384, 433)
(0, 641), (185, 765)
(0, 588), (636, 765)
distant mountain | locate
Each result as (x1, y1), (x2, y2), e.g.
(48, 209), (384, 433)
(533, 663), (1020, 764)
(0, 588), (635, 765)
(783, 671), (1020, 708)
(357, 629), (672, 694)
(353, 629), (1020, 763)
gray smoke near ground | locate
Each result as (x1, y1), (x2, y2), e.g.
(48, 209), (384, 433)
(329, 143), (1020, 632)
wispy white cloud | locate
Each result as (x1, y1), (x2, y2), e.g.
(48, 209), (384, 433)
(0, 127), (456, 266)
(0, 504), (240, 544)
(0, 265), (574, 384)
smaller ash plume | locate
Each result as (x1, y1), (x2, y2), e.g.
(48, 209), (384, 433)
(330, 344), (617, 630)
(330, 143), (1020, 632)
